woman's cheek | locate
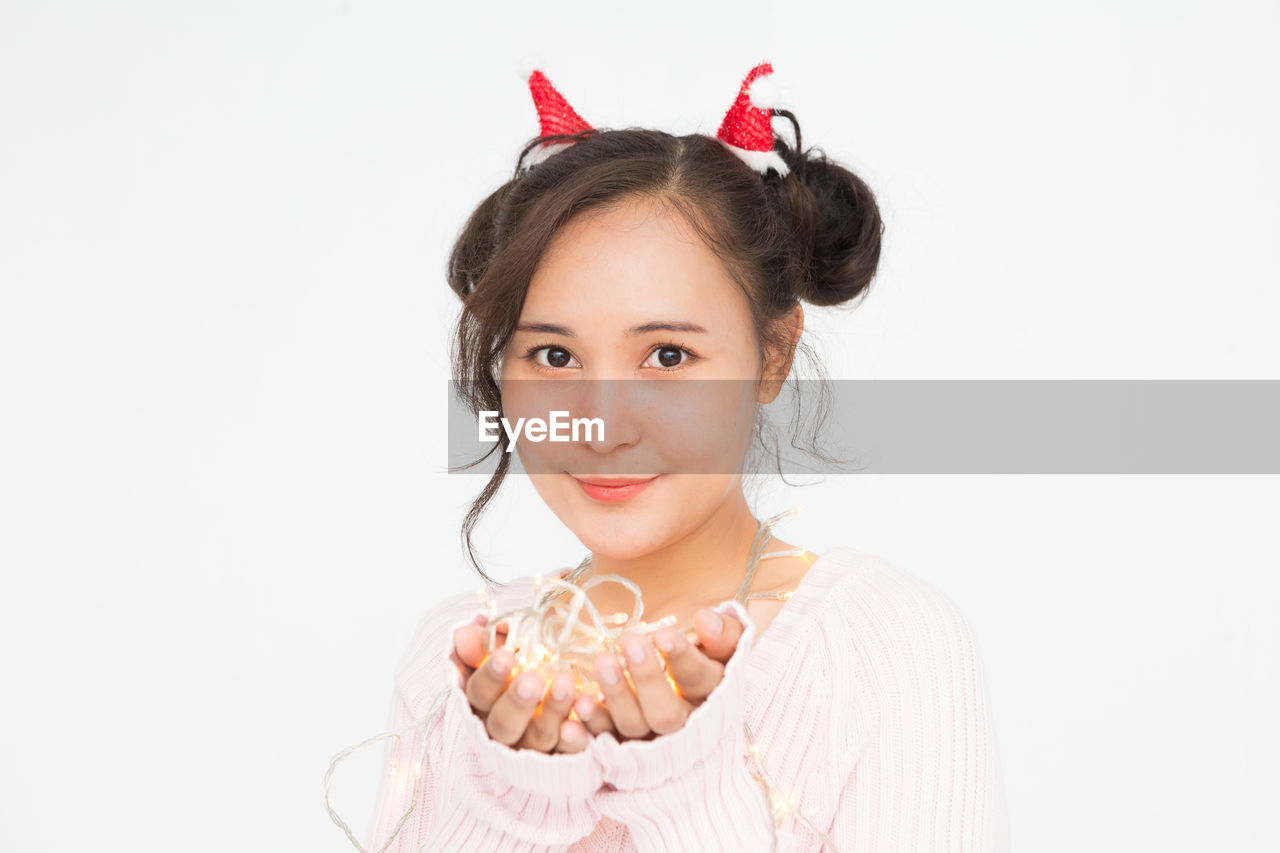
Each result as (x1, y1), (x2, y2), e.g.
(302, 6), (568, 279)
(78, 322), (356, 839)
(646, 384), (757, 475)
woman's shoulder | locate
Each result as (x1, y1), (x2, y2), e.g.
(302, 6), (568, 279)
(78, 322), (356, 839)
(804, 546), (987, 667)
(793, 547), (996, 725)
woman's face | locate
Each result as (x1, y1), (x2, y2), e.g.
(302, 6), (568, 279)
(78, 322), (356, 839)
(498, 196), (778, 560)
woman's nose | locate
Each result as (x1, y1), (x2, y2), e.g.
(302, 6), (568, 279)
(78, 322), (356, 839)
(576, 378), (642, 456)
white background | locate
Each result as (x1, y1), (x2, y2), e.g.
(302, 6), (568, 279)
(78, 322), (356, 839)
(1, 1), (1277, 850)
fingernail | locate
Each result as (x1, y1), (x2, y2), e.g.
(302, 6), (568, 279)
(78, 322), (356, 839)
(515, 673), (541, 701)
(489, 650), (512, 676)
(623, 634), (648, 665)
(552, 672), (572, 702)
(654, 631), (676, 653)
(596, 658), (620, 686)
(701, 609), (724, 636)
(574, 697), (593, 720)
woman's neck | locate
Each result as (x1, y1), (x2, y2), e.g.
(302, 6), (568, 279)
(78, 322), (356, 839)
(584, 490), (763, 619)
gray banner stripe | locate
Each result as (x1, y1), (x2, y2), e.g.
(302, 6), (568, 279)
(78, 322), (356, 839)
(813, 380), (1280, 474)
(447, 380), (1280, 474)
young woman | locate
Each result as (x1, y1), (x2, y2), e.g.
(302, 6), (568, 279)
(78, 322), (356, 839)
(360, 63), (1009, 852)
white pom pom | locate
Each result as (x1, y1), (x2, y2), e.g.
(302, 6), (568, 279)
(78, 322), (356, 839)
(748, 75), (782, 110)
(516, 55), (547, 81)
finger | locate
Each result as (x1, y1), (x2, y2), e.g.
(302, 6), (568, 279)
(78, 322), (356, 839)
(448, 647), (472, 688)
(693, 607), (745, 664)
(517, 669), (575, 753)
(620, 632), (690, 735)
(465, 646), (515, 715)
(573, 694), (615, 738)
(555, 718), (590, 754)
(453, 619), (487, 670)
(485, 669), (550, 746)
(454, 617), (508, 670)
(593, 651), (648, 739)
(651, 625), (724, 704)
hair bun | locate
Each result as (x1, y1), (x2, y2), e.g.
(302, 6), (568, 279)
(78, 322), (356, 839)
(777, 148), (884, 307)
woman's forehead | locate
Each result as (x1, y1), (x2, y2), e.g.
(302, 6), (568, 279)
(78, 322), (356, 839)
(524, 199), (746, 326)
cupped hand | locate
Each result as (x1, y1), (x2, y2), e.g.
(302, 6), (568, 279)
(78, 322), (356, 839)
(574, 607), (746, 742)
(452, 614), (591, 754)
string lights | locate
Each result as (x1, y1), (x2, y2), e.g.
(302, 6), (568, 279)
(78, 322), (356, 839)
(326, 506), (841, 852)
(474, 568), (681, 703)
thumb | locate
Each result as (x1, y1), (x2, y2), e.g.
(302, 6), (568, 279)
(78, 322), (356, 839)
(693, 606), (744, 663)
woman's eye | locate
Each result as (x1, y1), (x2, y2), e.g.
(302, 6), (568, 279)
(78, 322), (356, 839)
(644, 346), (690, 370)
(534, 346), (576, 369)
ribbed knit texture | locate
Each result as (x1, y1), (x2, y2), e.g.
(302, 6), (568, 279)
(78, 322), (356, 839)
(363, 547), (1010, 852)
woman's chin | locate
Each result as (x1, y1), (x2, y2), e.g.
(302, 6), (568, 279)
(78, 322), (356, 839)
(571, 524), (663, 561)
(558, 510), (668, 560)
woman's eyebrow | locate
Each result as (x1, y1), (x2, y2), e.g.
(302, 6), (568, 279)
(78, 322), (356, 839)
(626, 321), (709, 336)
(515, 321), (575, 336)
(513, 320), (710, 337)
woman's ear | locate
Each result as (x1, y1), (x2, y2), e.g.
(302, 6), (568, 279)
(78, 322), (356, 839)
(757, 304), (804, 404)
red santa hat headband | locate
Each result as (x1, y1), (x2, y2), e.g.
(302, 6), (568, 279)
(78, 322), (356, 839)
(518, 60), (791, 178)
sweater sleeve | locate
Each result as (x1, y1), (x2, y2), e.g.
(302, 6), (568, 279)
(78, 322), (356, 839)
(362, 591), (605, 853)
(588, 598), (788, 850)
(828, 582), (1011, 852)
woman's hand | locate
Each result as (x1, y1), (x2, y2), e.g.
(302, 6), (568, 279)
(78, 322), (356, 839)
(452, 614), (591, 754)
(574, 607), (746, 742)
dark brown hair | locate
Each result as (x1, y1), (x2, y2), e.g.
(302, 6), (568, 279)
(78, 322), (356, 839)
(447, 111), (883, 583)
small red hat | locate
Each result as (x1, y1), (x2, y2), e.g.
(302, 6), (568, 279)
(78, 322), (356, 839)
(715, 61), (790, 177)
(520, 62), (595, 170)
(527, 69), (593, 137)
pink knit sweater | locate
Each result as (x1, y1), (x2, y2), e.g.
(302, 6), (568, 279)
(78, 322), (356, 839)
(363, 546), (1010, 852)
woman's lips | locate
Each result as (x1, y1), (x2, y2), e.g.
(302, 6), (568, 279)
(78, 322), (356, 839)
(573, 475), (659, 503)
